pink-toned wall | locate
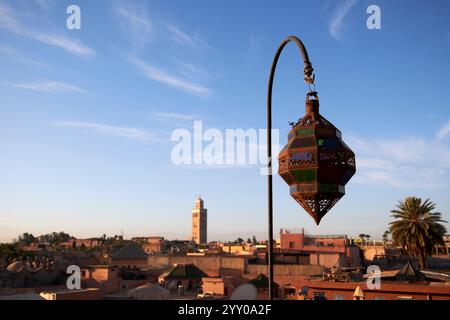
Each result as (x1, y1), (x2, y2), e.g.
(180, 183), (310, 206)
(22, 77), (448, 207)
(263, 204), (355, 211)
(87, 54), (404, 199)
(41, 289), (102, 300)
(82, 267), (121, 294)
(279, 233), (361, 267)
(289, 279), (450, 300)
(202, 278), (226, 295)
(112, 259), (147, 268)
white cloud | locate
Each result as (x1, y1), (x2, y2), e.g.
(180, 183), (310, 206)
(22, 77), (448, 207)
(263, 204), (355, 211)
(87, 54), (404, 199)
(165, 23), (206, 48)
(34, 34), (94, 56)
(151, 112), (197, 122)
(437, 120), (450, 140)
(129, 56), (211, 96)
(329, 0), (358, 40)
(347, 123), (450, 189)
(13, 81), (86, 94)
(174, 60), (209, 80)
(55, 122), (160, 142)
(115, 3), (153, 50)
(0, 2), (94, 56)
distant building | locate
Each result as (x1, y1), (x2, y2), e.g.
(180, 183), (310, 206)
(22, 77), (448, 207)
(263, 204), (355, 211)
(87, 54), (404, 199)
(111, 243), (148, 268)
(63, 239), (100, 249)
(192, 196), (207, 245)
(161, 263), (208, 292)
(286, 277), (450, 300)
(222, 244), (256, 256)
(132, 236), (168, 254)
(202, 276), (244, 297)
(279, 228), (361, 268)
(39, 288), (102, 300)
(81, 265), (121, 294)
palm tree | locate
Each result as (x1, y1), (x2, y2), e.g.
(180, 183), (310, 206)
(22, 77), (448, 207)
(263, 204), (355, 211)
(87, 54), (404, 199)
(382, 230), (390, 244)
(358, 233), (366, 245)
(389, 197), (447, 268)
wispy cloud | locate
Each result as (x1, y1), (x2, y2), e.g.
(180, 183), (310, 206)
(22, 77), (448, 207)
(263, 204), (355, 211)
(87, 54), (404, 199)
(329, 0), (358, 40)
(129, 56), (211, 96)
(347, 122), (450, 188)
(0, 44), (47, 67)
(55, 122), (160, 142)
(12, 81), (86, 94)
(165, 23), (206, 48)
(33, 0), (56, 11)
(437, 120), (450, 140)
(115, 2), (153, 50)
(174, 59), (209, 80)
(151, 112), (197, 122)
(0, 2), (94, 56)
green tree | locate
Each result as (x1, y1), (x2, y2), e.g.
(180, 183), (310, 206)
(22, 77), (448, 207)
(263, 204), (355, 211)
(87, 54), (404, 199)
(252, 235), (257, 244)
(17, 233), (36, 246)
(389, 197), (447, 268)
(0, 243), (21, 260)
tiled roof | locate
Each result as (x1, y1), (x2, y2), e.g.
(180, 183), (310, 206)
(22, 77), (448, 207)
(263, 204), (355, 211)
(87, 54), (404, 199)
(396, 262), (425, 282)
(165, 264), (208, 280)
(247, 273), (279, 289)
(112, 243), (148, 260)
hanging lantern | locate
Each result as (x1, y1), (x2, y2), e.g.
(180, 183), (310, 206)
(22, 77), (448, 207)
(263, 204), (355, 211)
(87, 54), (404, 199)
(278, 91), (356, 225)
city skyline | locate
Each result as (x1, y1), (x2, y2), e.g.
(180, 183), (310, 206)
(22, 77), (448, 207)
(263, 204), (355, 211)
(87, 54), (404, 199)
(1, 0), (450, 243)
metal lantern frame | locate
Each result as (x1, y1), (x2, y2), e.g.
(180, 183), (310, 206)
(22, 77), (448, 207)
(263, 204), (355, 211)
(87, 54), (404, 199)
(265, 35), (356, 300)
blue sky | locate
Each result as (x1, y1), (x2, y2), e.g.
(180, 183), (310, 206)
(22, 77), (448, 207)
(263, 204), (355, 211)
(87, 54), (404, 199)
(1, 0), (449, 243)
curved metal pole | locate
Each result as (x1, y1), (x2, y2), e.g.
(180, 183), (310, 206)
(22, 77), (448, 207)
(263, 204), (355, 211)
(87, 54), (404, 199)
(267, 35), (315, 300)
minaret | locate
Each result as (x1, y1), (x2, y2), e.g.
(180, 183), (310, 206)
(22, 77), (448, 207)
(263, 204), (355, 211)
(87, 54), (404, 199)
(191, 196), (207, 245)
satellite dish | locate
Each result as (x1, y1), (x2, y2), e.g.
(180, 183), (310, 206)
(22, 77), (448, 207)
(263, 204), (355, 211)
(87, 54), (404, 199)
(229, 284), (258, 300)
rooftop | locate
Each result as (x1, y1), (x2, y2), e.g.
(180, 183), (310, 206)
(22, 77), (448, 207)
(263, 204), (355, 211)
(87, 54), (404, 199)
(112, 243), (148, 260)
(164, 263), (208, 280)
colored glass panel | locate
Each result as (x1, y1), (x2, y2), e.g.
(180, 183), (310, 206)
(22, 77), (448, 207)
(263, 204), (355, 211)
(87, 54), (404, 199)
(291, 151), (313, 161)
(292, 169), (316, 182)
(296, 127), (314, 136)
(319, 184), (338, 192)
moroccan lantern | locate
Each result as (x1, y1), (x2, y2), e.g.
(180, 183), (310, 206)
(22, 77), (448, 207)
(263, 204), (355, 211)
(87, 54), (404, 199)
(278, 91), (356, 225)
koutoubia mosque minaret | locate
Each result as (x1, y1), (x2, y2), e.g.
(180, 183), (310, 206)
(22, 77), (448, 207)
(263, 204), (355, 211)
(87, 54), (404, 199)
(191, 196), (207, 245)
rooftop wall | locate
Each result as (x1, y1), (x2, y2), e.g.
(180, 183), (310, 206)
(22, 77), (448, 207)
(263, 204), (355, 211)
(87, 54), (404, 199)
(246, 264), (324, 276)
(147, 256), (247, 276)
